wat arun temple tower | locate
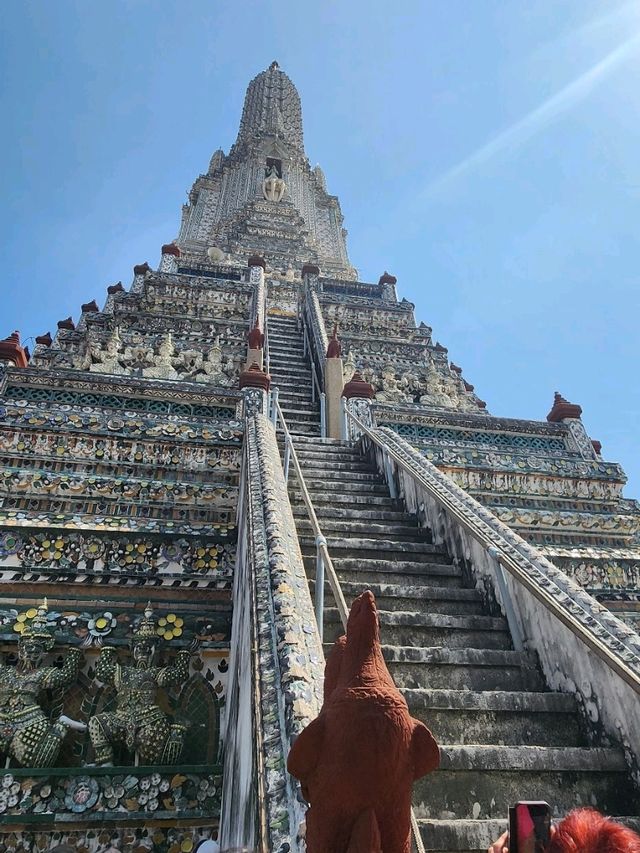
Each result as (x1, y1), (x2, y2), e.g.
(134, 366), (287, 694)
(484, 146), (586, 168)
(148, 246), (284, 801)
(1, 63), (639, 853)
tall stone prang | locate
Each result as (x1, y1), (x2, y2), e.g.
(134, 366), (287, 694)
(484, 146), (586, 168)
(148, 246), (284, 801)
(178, 61), (356, 280)
(1, 63), (639, 853)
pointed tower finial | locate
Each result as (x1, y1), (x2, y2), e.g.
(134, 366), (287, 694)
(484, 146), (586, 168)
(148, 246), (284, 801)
(232, 62), (304, 154)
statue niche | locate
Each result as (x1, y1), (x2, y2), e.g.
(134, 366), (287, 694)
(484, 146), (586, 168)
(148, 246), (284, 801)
(0, 600), (85, 767)
(88, 328), (128, 376)
(263, 160), (286, 202)
(142, 333), (179, 381)
(88, 604), (190, 766)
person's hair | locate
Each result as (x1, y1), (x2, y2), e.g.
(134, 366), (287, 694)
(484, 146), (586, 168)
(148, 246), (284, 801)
(548, 808), (640, 853)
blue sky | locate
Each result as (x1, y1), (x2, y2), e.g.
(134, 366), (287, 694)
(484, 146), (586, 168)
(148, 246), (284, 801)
(2, 0), (639, 496)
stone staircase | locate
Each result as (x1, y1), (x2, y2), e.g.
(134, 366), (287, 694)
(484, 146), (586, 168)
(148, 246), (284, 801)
(267, 314), (320, 436)
(267, 317), (640, 852)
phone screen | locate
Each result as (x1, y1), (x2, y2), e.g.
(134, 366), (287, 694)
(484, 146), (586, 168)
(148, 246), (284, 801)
(508, 801), (551, 853)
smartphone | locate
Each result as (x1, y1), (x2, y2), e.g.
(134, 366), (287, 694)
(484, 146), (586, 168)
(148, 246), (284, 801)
(508, 801), (551, 853)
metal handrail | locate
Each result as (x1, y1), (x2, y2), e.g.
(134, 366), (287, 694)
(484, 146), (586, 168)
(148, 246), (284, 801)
(271, 393), (426, 853)
(272, 394), (349, 633)
(345, 408), (640, 695)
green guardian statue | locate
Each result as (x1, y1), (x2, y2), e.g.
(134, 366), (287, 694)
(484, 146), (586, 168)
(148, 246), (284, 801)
(88, 603), (190, 766)
(0, 600), (85, 767)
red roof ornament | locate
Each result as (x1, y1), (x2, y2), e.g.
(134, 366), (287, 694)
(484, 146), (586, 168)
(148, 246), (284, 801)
(378, 271), (397, 286)
(450, 363), (462, 375)
(592, 439), (602, 455)
(476, 399), (487, 409)
(326, 324), (341, 359)
(248, 320), (264, 350)
(433, 342), (448, 353)
(81, 300), (99, 313)
(247, 255), (266, 269)
(57, 317), (75, 331)
(161, 242), (181, 257)
(239, 361), (271, 392)
(35, 332), (53, 347)
(343, 372), (375, 400)
(133, 262), (151, 276)
(107, 282), (125, 295)
(301, 263), (320, 277)
(0, 331), (29, 368)
(547, 392), (582, 422)
(463, 381), (474, 392)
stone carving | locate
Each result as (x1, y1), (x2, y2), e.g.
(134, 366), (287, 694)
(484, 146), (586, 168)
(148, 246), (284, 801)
(88, 328), (127, 376)
(288, 590), (440, 853)
(142, 334), (179, 381)
(88, 604), (190, 765)
(376, 365), (411, 404)
(343, 349), (356, 382)
(0, 601), (84, 767)
(262, 163), (286, 202)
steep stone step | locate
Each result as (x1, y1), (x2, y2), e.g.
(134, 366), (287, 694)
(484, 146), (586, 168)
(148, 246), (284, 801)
(290, 491), (400, 510)
(295, 450), (367, 466)
(292, 504), (416, 523)
(299, 467), (382, 483)
(295, 517), (428, 539)
(382, 646), (545, 692)
(310, 579), (485, 615)
(288, 435), (346, 448)
(302, 482), (389, 502)
(306, 559), (460, 588)
(300, 458), (377, 474)
(277, 407), (319, 422)
(275, 388), (318, 402)
(324, 608), (512, 650)
(299, 536), (451, 559)
(403, 689), (584, 746)
(417, 818), (507, 853)
(414, 746), (635, 819)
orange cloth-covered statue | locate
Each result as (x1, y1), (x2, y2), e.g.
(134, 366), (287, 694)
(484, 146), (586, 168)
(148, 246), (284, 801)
(288, 590), (440, 853)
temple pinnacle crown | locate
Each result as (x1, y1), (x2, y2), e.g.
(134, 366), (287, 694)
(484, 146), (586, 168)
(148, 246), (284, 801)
(232, 60), (304, 155)
(178, 61), (355, 278)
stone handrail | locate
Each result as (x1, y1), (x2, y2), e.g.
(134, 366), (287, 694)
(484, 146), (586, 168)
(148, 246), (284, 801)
(221, 401), (324, 852)
(302, 285), (329, 383)
(346, 407), (640, 781)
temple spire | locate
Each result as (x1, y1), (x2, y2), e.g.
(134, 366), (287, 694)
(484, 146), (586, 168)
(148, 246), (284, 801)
(232, 61), (304, 155)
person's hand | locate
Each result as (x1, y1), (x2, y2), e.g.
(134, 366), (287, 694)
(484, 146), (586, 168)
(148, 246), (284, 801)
(488, 831), (509, 853)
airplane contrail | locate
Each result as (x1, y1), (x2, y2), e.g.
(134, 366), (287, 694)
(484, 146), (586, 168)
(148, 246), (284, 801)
(424, 30), (640, 197)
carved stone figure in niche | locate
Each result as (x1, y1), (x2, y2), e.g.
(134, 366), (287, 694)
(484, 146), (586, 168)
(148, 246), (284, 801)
(343, 350), (356, 383)
(0, 601), (85, 767)
(418, 361), (459, 408)
(176, 348), (204, 376)
(195, 337), (222, 382)
(88, 604), (190, 766)
(377, 365), (411, 404)
(263, 163), (286, 202)
(142, 334), (179, 381)
(88, 328), (127, 376)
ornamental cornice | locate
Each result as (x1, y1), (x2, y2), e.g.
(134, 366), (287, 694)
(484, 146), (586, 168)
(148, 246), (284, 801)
(445, 466), (623, 502)
(2, 367), (242, 406)
(425, 444), (625, 481)
(0, 467), (238, 507)
(2, 402), (242, 443)
(376, 406), (572, 436)
(0, 508), (236, 538)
